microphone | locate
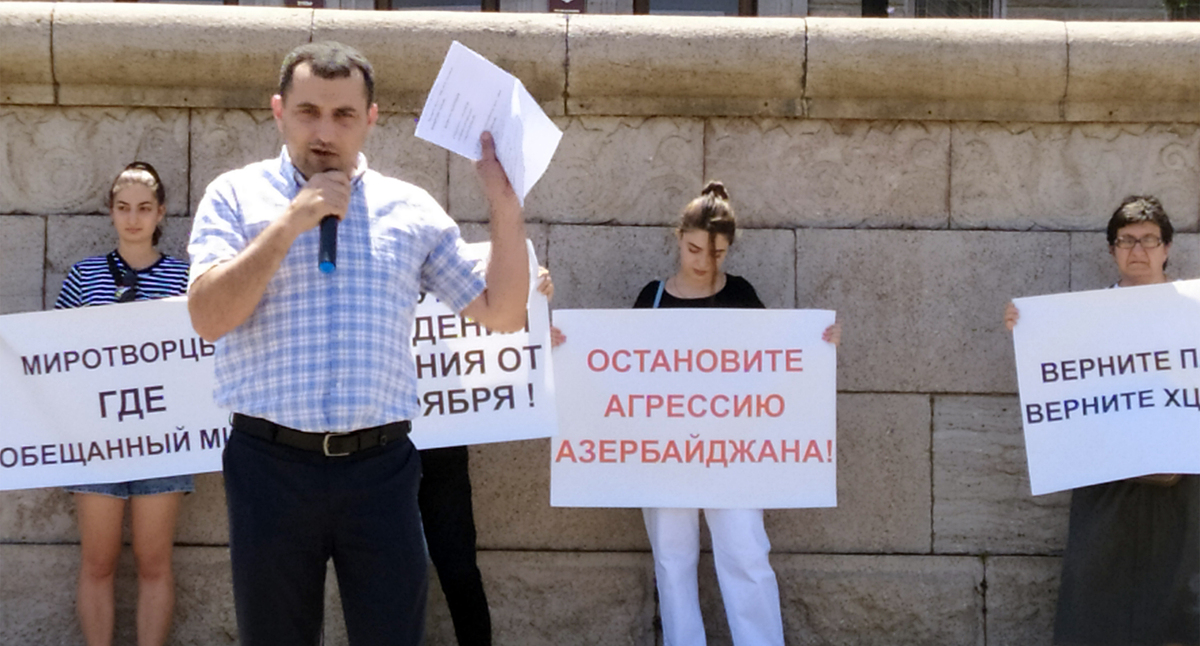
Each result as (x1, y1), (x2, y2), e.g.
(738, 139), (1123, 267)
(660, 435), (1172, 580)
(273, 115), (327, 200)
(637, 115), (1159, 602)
(318, 215), (337, 274)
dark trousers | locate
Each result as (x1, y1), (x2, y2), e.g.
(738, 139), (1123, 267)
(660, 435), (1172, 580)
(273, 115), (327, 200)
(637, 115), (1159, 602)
(418, 446), (492, 646)
(224, 426), (428, 646)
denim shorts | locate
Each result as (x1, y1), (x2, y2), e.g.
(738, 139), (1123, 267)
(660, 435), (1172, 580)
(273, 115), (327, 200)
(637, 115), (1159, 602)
(65, 474), (194, 499)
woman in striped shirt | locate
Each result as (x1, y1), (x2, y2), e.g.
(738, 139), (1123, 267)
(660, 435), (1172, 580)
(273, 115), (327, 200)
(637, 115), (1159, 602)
(56, 162), (191, 646)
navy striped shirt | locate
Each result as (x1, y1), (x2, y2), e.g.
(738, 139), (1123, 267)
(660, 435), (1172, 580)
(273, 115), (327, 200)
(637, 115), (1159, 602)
(55, 253), (189, 309)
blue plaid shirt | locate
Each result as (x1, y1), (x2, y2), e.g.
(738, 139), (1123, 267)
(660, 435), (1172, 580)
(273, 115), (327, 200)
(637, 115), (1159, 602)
(189, 148), (485, 432)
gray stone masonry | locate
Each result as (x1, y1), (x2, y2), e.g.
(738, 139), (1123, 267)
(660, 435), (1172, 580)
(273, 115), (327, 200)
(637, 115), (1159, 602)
(3, 7), (1200, 644)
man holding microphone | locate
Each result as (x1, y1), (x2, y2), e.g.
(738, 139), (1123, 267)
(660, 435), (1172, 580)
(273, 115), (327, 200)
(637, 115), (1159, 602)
(187, 41), (528, 646)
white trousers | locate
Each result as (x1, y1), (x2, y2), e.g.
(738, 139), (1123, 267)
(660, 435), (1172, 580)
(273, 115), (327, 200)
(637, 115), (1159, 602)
(642, 507), (784, 646)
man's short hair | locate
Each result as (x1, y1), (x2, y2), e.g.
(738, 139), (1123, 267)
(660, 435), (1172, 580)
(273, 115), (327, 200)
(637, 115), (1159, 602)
(279, 41), (375, 106)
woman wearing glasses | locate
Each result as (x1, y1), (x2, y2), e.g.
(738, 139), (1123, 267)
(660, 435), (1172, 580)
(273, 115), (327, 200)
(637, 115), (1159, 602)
(1005, 196), (1199, 646)
(55, 162), (191, 646)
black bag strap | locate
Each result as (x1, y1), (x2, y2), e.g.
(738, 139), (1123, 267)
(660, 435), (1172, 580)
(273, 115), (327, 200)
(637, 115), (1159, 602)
(105, 251), (124, 287)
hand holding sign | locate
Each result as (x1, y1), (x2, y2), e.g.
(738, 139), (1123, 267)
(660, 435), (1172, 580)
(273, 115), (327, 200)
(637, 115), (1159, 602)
(1011, 281), (1200, 494)
(550, 309), (838, 509)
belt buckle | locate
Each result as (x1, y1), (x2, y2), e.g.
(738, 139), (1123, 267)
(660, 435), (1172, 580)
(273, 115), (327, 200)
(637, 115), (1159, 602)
(322, 432), (353, 457)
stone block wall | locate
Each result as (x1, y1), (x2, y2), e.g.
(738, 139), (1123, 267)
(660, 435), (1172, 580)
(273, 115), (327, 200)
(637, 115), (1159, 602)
(2, 5), (1199, 644)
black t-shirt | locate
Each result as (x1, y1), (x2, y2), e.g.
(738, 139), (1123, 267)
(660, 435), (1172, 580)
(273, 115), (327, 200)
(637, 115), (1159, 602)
(632, 274), (765, 309)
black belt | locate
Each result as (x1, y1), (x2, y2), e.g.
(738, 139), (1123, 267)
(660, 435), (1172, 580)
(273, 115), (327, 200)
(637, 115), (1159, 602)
(232, 414), (410, 457)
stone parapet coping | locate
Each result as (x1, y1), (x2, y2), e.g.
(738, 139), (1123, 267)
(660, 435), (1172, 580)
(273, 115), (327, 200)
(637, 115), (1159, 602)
(2, 3), (1199, 122)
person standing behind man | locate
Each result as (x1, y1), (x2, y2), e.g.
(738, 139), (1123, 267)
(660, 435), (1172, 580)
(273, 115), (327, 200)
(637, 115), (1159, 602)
(186, 41), (528, 646)
(418, 268), (555, 646)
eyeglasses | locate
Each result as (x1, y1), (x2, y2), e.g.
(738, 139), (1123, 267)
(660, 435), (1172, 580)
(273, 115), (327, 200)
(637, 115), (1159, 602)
(1113, 235), (1163, 250)
(114, 268), (138, 303)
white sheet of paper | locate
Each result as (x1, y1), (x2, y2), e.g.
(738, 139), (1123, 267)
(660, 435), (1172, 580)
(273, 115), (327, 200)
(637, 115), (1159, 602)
(415, 41), (563, 206)
(1012, 280), (1200, 495)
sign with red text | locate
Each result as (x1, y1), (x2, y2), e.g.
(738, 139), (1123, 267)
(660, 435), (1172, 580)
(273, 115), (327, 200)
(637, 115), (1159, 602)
(0, 297), (229, 491)
(1013, 280), (1200, 495)
(550, 309), (838, 509)
(408, 240), (556, 449)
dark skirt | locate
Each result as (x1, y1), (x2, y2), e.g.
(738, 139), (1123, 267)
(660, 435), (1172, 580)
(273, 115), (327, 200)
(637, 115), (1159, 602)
(1054, 475), (1200, 646)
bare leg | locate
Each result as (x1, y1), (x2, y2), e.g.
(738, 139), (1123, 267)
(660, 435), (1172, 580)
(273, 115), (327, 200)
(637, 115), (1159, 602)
(130, 492), (183, 646)
(75, 493), (126, 646)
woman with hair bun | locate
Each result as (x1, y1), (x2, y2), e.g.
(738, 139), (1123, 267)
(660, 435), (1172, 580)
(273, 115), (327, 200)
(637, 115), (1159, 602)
(57, 162), (191, 646)
(632, 181), (840, 646)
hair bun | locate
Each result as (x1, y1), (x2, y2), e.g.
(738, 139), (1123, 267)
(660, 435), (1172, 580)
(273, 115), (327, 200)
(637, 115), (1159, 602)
(701, 181), (729, 201)
(123, 161), (163, 184)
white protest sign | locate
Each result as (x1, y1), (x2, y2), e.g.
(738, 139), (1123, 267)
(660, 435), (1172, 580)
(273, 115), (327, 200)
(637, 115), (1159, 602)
(1013, 280), (1200, 495)
(0, 297), (228, 491)
(414, 40), (563, 205)
(550, 309), (838, 509)
(408, 240), (557, 449)
(0, 241), (555, 490)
